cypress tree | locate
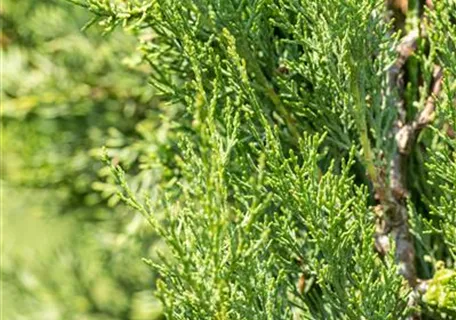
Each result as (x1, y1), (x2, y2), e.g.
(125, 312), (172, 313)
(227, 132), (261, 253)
(73, 0), (456, 318)
(4, 0), (456, 319)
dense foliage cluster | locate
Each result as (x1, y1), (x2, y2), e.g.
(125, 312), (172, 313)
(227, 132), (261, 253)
(3, 0), (456, 319)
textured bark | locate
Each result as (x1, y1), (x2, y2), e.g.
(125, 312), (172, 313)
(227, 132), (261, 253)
(374, 1), (443, 318)
(374, 27), (420, 288)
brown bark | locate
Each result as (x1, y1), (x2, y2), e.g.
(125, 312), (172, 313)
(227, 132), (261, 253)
(374, 1), (443, 318)
(374, 27), (421, 288)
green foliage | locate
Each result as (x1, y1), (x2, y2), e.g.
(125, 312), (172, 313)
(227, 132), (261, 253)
(4, 0), (456, 319)
(425, 0), (456, 260)
(423, 267), (456, 312)
(76, 0), (456, 318)
(2, 187), (163, 320)
(112, 132), (406, 319)
(70, 0), (424, 318)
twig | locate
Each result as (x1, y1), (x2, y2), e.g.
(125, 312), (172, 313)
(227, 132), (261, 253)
(395, 64), (444, 155)
(415, 65), (443, 131)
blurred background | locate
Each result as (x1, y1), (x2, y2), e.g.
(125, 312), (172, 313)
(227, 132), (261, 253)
(1, 0), (175, 318)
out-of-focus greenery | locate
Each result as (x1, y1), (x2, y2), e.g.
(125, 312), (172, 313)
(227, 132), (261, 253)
(2, 186), (164, 320)
(1, 0), (174, 318)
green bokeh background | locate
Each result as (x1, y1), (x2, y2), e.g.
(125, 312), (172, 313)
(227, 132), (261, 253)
(1, 1), (168, 318)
